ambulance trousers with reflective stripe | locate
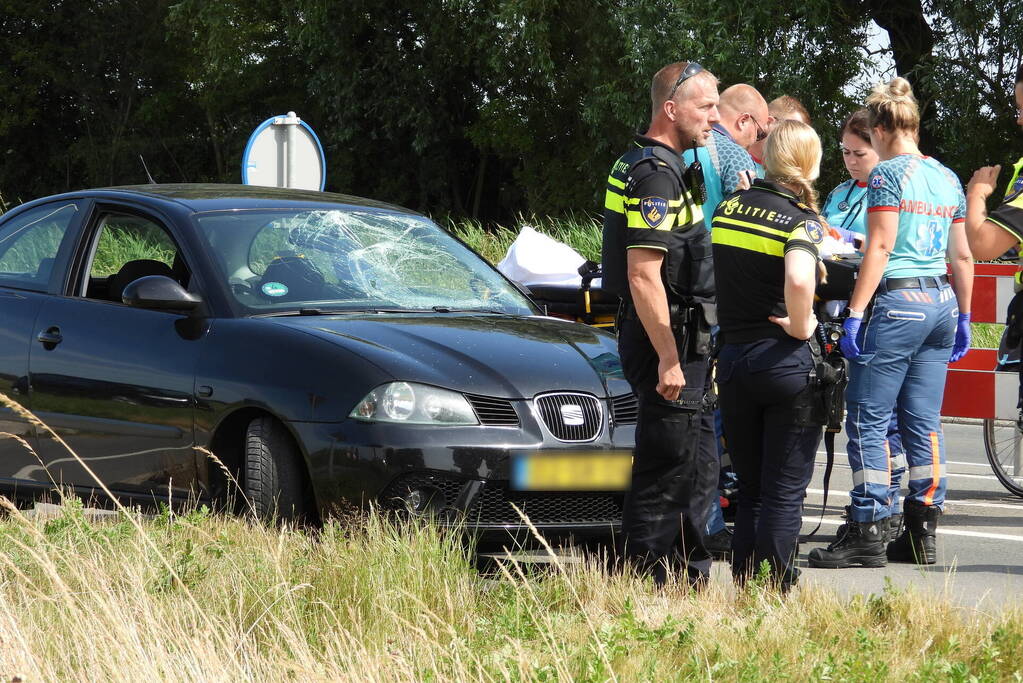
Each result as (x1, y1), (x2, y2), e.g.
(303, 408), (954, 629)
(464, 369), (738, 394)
(844, 283), (956, 523)
(717, 337), (821, 589)
(616, 316), (717, 588)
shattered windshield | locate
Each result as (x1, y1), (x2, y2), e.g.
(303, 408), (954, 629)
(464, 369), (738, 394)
(194, 209), (534, 316)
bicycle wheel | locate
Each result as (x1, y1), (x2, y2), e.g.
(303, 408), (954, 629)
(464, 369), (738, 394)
(983, 418), (1023, 498)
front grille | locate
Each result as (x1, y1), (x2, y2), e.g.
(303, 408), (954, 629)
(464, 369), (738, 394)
(379, 472), (622, 527)
(610, 392), (638, 425)
(465, 394), (519, 426)
(534, 392), (602, 442)
(469, 486), (622, 526)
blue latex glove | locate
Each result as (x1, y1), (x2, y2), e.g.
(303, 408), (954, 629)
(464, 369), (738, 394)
(950, 312), (971, 362)
(840, 315), (862, 359)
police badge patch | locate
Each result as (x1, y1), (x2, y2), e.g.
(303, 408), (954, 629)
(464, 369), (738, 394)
(1006, 176), (1023, 203)
(641, 196), (669, 228)
(804, 220), (824, 243)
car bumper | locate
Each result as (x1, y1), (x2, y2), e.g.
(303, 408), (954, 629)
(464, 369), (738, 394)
(288, 417), (635, 539)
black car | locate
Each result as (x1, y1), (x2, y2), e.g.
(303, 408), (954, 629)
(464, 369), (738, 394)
(0, 184), (636, 542)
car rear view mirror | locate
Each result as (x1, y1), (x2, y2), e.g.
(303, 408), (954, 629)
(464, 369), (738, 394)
(121, 275), (202, 312)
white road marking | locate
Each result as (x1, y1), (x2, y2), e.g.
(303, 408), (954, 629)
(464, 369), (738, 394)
(816, 451), (995, 469)
(812, 457), (1002, 481)
(801, 516), (1023, 542)
(803, 488), (1023, 512)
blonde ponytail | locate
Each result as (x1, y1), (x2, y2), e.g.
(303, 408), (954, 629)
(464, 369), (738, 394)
(865, 76), (920, 134)
(763, 120), (822, 213)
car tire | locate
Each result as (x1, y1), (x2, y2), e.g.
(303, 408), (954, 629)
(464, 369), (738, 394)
(243, 416), (309, 523)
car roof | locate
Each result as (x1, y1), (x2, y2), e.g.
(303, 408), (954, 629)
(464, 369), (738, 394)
(18, 184), (420, 216)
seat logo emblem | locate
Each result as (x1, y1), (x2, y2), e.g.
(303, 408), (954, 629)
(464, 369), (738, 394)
(560, 404), (585, 426)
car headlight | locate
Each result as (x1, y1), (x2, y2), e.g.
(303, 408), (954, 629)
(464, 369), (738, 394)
(350, 382), (479, 425)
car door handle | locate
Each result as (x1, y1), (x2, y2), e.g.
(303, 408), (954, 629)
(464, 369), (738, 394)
(37, 326), (62, 348)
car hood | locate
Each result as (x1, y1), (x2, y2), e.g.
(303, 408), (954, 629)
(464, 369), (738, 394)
(269, 313), (629, 399)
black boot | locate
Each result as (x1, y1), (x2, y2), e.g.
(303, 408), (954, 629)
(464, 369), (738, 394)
(807, 519), (888, 568)
(886, 501), (939, 564)
(886, 512), (903, 543)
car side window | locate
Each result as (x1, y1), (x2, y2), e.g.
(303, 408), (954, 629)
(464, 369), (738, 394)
(0, 202), (79, 292)
(83, 213), (191, 303)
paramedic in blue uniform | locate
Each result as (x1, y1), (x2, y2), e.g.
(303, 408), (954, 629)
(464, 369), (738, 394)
(712, 119), (826, 591)
(808, 77), (974, 569)
(822, 109), (908, 536)
(600, 61), (720, 587)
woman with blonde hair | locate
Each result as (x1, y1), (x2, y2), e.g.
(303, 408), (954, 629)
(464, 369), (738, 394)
(712, 119), (826, 591)
(808, 77), (974, 569)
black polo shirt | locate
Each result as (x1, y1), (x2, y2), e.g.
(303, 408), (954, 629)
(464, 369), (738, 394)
(711, 180), (823, 343)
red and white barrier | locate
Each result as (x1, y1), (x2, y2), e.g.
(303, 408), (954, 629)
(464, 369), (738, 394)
(943, 263), (1017, 420)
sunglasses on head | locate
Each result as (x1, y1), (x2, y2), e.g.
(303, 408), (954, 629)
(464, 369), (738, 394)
(667, 62), (705, 100)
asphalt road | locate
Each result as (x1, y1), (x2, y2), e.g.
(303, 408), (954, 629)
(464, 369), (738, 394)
(790, 420), (1023, 609)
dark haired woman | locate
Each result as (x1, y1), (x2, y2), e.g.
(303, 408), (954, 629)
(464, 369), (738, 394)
(822, 109), (879, 248)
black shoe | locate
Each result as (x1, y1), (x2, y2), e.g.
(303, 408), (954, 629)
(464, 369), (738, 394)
(835, 511), (902, 543)
(887, 501), (938, 564)
(886, 512), (903, 543)
(704, 527), (732, 560)
(807, 519), (888, 568)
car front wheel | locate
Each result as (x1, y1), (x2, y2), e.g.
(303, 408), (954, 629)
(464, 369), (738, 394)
(243, 416), (309, 522)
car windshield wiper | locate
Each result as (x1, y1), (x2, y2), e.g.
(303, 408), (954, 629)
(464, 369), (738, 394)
(252, 308), (363, 318)
(430, 306), (515, 315)
(253, 306), (518, 318)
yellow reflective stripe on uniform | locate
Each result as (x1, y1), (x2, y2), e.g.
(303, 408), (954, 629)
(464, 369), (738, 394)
(605, 189), (624, 214)
(711, 227), (784, 257)
(988, 214), (1023, 243)
(607, 176), (626, 190)
(626, 209), (676, 230)
(688, 204), (703, 225)
(623, 196), (686, 207)
(713, 215), (790, 239)
(626, 244), (668, 252)
(1005, 158), (1023, 199)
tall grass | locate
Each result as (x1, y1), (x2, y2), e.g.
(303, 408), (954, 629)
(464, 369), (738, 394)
(445, 213), (603, 265)
(0, 501), (1019, 681)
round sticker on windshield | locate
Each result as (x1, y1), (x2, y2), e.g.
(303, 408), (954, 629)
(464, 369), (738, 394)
(261, 281), (289, 297)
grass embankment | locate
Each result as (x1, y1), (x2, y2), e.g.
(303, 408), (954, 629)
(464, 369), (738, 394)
(447, 215), (1006, 349)
(0, 501), (1018, 681)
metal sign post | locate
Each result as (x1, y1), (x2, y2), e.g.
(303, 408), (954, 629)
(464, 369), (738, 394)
(241, 112), (326, 191)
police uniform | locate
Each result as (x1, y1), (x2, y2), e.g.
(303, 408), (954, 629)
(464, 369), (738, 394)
(986, 156), (1023, 252)
(711, 179), (825, 589)
(601, 134), (718, 587)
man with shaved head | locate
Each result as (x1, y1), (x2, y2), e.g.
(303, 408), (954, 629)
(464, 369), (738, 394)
(683, 84), (767, 231)
(749, 95), (813, 175)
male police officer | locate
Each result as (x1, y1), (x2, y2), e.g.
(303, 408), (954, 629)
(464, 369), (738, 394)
(602, 61), (720, 587)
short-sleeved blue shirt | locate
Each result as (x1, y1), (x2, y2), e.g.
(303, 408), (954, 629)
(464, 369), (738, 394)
(866, 154), (966, 277)
(822, 178), (868, 244)
(682, 125), (757, 231)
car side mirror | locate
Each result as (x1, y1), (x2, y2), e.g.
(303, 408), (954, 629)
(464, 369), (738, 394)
(121, 275), (202, 312)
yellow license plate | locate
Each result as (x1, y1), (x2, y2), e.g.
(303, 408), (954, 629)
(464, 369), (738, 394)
(511, 451), (632, 491)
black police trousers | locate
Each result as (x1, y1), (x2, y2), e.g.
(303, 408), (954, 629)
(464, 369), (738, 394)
(616, 315), (717, 588)
(717, 337), (822, 589)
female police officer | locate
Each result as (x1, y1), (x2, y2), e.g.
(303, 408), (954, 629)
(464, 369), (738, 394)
(712, 119), (825, 590)
(809, 77), (974, 568)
